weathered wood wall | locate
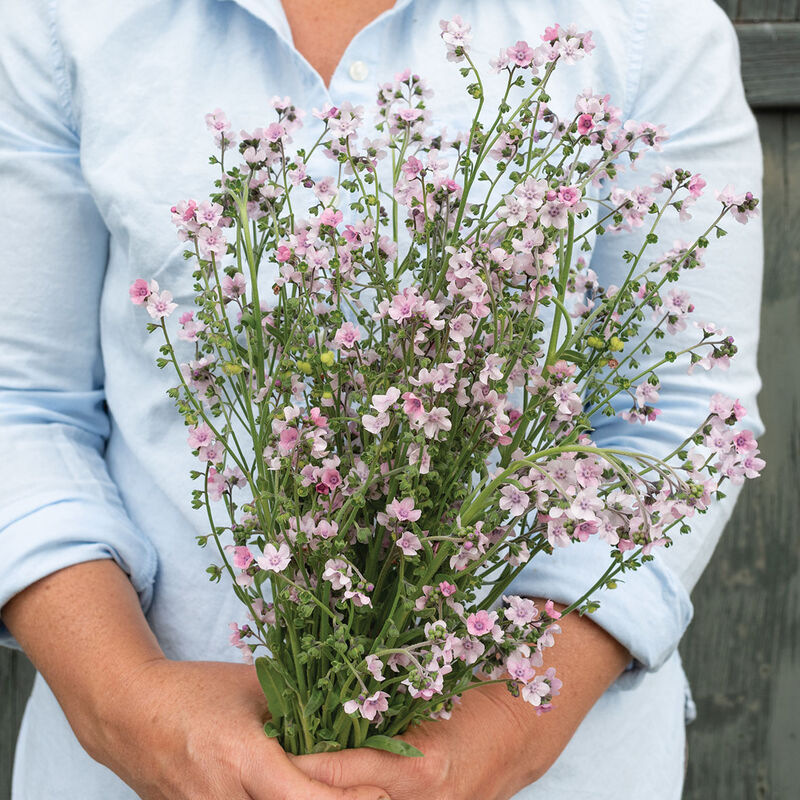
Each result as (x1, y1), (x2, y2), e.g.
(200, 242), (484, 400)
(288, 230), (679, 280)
(678, 6), (800, 799)
(680, 112), (800, 800)
(1, 2), (798, 797)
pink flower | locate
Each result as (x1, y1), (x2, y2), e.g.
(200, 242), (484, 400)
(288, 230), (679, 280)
(372, 387), (401, 413)
(231, 546), (254, 570)
(146, 283), (178, 320)
(402, 392), (425, 420)
(420, 406), (451, 438)
(688, 174), (707, 198)
(388, 288), (422, 322)
(452, 636), (485, 665)
(343, 690), (390, 722)
(365, 655), (385, 682)
(221, 272), (247, 299)
(197, 226), (227, 259)
(362, 411), (390, 434)
(313, 176), (337, 204)
(503, 595), (539, 628)
(466, 609), (498, 638)
(207, 466), (227, 501)
(316, 467), (340, 493)
(577, 114), (595, 135)
(315, 520), (339, 540)
(277, 427), (299, 455)
(319, 207), (343, 227)
(256, 542), (291, 573)
(333, 321), (361, 349)
(195, 201), (224, 227)
(506, 40), (535, 67)
(187, 423), (214, 451)
(386, 497), (422, 523)
(439, 16), (472, 62)
(544, 600), (562, 620)
(129, 279), (150, 305)
(499, 484), (530, 517)
(448, 313), (474, 343)
(323, 559), (352, 590)
(506, 651), (536, 684)
(558, 185), (581, 206)
(309, 407), (328, 428)
(396, 530), (423, 556)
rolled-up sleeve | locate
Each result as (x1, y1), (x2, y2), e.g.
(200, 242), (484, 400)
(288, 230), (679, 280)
(509, 0), (764, 672)
(0, 0), (158, 648)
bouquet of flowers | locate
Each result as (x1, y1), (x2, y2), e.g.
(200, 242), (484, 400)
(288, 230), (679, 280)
(129, 17), (763, 757)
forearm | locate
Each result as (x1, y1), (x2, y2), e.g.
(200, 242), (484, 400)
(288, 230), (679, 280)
(1, 559), (165, 755)
(506, 598), (631, 783)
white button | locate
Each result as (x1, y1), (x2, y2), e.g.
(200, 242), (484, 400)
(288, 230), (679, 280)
(348, 61), (369, 82)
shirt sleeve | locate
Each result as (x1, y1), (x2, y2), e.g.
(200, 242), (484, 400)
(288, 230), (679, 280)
(508, 0), (764, 672)
(0, 0), (158, 649)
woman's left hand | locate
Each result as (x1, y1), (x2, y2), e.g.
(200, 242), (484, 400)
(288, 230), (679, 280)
(294, 598), (632, 800)
(295, 679), (547, 800)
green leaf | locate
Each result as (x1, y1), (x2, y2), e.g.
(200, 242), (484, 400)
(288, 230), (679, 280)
(312, 740), (344, 753)
(362, 735), (424, 758)
(255, 657), (287, 723)
(303, 689), (325, 719)
(263, 721), (281, 738)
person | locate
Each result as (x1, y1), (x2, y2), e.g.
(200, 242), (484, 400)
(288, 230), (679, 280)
(0, 1), (763, 798)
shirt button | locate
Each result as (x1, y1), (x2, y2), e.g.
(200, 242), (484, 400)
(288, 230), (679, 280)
(348, 60), (369, 82)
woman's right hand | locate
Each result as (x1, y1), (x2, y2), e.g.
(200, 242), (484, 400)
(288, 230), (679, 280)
(2, 561), (389, 800)
(79, 658), (390, 800)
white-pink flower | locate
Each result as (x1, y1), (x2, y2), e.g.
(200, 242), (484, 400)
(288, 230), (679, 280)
(505, 651), (536, 684)
(322, 558), (352, 591)
(386, 497), (422, 523)
(145, 281), (177, 319)
(420, 406), (451, 438)
(396, 530), (422, 556)
(499, 484), (530, 517)
(187, 423), (214, 451)
(365, 654), (385, 682)
(371, 387), (401, 413)
(362, 411), (390, 434)
(256, 543), (291, 574)
(343, 690), (390, 721)
(503, 595), (539, 629)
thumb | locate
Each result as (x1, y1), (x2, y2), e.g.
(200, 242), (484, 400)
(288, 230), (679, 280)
(244, 751), (390, 800)
(293, 748), (405, 792)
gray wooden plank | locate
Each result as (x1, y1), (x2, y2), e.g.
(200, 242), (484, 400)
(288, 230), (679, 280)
(735, 23), (800, 108)
(778, 0), (800, 21)
(735, 0), (800, 19)
(681, 110), (800, 800)
(717, 0), (743, 19)
(0, 650), (35, 799)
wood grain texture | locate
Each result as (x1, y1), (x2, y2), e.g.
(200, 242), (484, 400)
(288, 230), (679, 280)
(735, 23), (800, 109)
(733, 0), (800, 21)
(680, 111), (800, 800)
(0, 650), (34, 794)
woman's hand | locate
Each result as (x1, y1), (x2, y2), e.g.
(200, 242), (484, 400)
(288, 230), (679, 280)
(293, 680), (544, 800)
(2, 560), (389, 800)
(294, 598), (631, 800)
(82, 658), (391, 800)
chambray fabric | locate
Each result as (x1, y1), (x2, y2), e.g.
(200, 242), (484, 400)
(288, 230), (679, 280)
(0, 1), (762, 797)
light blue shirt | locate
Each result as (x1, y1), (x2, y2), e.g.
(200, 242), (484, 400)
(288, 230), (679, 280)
(0, 1), (763, 797)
